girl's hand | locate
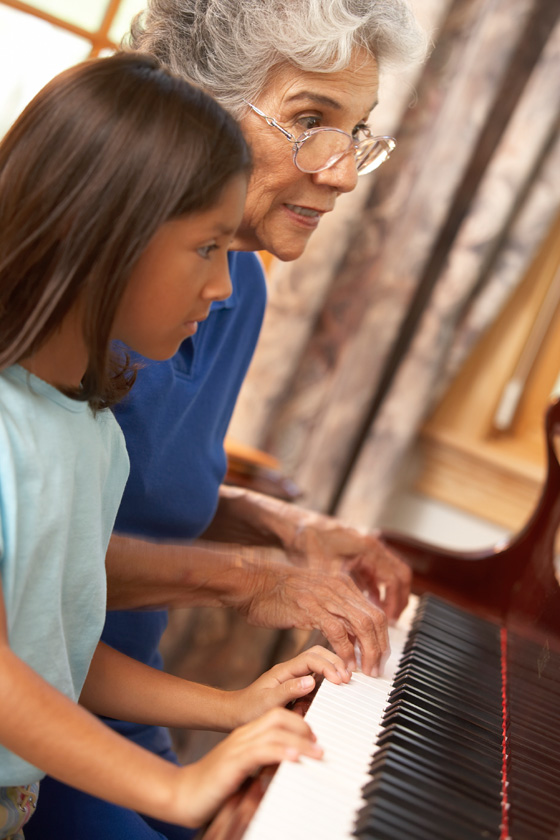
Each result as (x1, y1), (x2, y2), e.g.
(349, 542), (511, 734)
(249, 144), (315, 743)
(228, 645), (351, 727)
(173, 708), (322, 827)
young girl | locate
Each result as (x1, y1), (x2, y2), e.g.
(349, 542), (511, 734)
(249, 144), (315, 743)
(0, 52), (351, 838)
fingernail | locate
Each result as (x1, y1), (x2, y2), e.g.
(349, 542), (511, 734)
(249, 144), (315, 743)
(311, 743), (323, 757)
(300, 676), (314, 690)
(285, 747), (299, 761)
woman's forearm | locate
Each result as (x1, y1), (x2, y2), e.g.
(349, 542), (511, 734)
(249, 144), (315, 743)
(106, 486), (340, 613)
(105, 488), (409, 672)
(105, 532), (285, 612)
(202, 484), (304, 547)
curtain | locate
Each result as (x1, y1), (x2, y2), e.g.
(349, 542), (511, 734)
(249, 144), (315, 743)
(229, 0), (560, 530)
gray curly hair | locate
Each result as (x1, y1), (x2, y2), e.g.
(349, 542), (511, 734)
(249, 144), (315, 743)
(127, 0), (427, 117)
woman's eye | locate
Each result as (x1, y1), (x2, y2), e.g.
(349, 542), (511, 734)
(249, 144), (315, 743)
(353, 122), (371, 141)
(197, 243), (218, 259)
(296, 115), (322, 132)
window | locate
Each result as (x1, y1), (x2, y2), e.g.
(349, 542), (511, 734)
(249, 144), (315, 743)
(0, 0), (146, 136)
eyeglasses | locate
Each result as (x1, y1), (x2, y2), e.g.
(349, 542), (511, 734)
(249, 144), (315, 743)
(242, 100), (396, 176)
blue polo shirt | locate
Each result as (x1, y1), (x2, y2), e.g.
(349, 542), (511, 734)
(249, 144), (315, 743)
(102, 250), (266, 752)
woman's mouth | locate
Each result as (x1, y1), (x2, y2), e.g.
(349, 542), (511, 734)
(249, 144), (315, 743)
(284, 203), (323, 228)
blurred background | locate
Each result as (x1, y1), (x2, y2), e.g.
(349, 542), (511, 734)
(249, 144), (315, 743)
(0, 1), (146, 136)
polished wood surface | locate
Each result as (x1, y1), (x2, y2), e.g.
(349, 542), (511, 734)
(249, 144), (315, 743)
(381, 396), (560, 641)
(224, 437), (301, 502)
(417, 210), (560, 531)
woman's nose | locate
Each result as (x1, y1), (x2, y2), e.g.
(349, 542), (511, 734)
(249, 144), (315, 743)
(312, 151), (360, 193)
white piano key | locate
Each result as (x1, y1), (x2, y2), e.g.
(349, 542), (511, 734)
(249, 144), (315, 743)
(243, 595), (418, 840)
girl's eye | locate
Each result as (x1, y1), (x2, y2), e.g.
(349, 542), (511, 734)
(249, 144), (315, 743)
(197, 243), (218, 259)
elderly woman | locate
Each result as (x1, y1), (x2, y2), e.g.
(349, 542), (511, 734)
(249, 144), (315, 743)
(27, 2), (426, 839)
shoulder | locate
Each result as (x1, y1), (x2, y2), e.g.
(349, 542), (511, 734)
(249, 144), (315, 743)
(91, 408), (130, 474)
(228, 250), (267, 289)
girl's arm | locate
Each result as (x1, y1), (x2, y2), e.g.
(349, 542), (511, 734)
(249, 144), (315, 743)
(80, 641), (351, 731)
(0, 580), (322, 827)
(0, 579), (177, 820)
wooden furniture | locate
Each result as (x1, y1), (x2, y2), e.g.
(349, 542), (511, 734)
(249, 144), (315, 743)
(200, 397), (560, 839)
(382, 395), (560, 638)
(416, 210), (560, 532)
(224, 437), (301, 502)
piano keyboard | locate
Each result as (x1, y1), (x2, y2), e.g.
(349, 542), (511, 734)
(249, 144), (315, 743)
(359, 595), (504, 840)
(243, 595), (419, 840)
(239, 593), (560, 840)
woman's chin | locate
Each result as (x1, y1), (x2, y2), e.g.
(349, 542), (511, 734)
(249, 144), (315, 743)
(259, 229), (317, 262)
(232, 224), (316, 262)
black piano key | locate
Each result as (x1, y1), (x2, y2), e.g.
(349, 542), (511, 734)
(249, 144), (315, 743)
(350, 594), (560, 840)
(392, 660), (499, 703)
(387, 677), (503, 729)
(355, 795), (461, 840)
(394, 659), (501, 704)
(367, 753), (499, 817)
(393, 655), (495, 696)
(407, 605), (501, 645)
(383, 695), (503, 749)
(401, 636), (500, 675)
(368, 743), (500, 812)
(358, 774), (500, 839)
(353, 594), (507, 840)
(400, 636), (501, 679)
(362, 764), (501, 833)
(376, 719), (502, 776)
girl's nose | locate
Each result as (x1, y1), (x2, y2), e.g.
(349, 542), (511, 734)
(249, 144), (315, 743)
(203, 257), (232, 302)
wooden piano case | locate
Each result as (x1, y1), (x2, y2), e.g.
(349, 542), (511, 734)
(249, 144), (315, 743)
(200, 397), (560, 839)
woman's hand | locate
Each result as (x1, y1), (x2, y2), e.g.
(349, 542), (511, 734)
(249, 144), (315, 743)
(237, 563), (391, 677)
(173, 708), (322, 827)
(287, 513), (411, 622)
(227, 645), (351, 727)
(210, 492), (400, 677)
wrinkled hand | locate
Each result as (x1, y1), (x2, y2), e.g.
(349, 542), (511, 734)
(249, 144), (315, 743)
(231, 645), (351, 726)
(241, 565), (390, 676)
(177, 708), (322, 827)
(288, 513), (411, 623)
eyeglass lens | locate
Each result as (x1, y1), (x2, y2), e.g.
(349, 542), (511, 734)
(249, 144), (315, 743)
(295, 130), (353, 173)
(295, 129), (395, 175)
(355, 137), (395, 174)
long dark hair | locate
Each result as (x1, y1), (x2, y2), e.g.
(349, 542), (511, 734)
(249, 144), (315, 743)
(0, 51), (251, 409)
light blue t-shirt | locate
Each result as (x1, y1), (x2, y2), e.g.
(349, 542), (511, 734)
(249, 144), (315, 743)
(0, 365), (129, 784)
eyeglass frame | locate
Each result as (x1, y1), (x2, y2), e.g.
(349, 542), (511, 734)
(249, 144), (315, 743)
(242, 99), (396, 175)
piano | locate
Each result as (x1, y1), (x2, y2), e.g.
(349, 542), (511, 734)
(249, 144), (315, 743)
(201, 397), (560, 840)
